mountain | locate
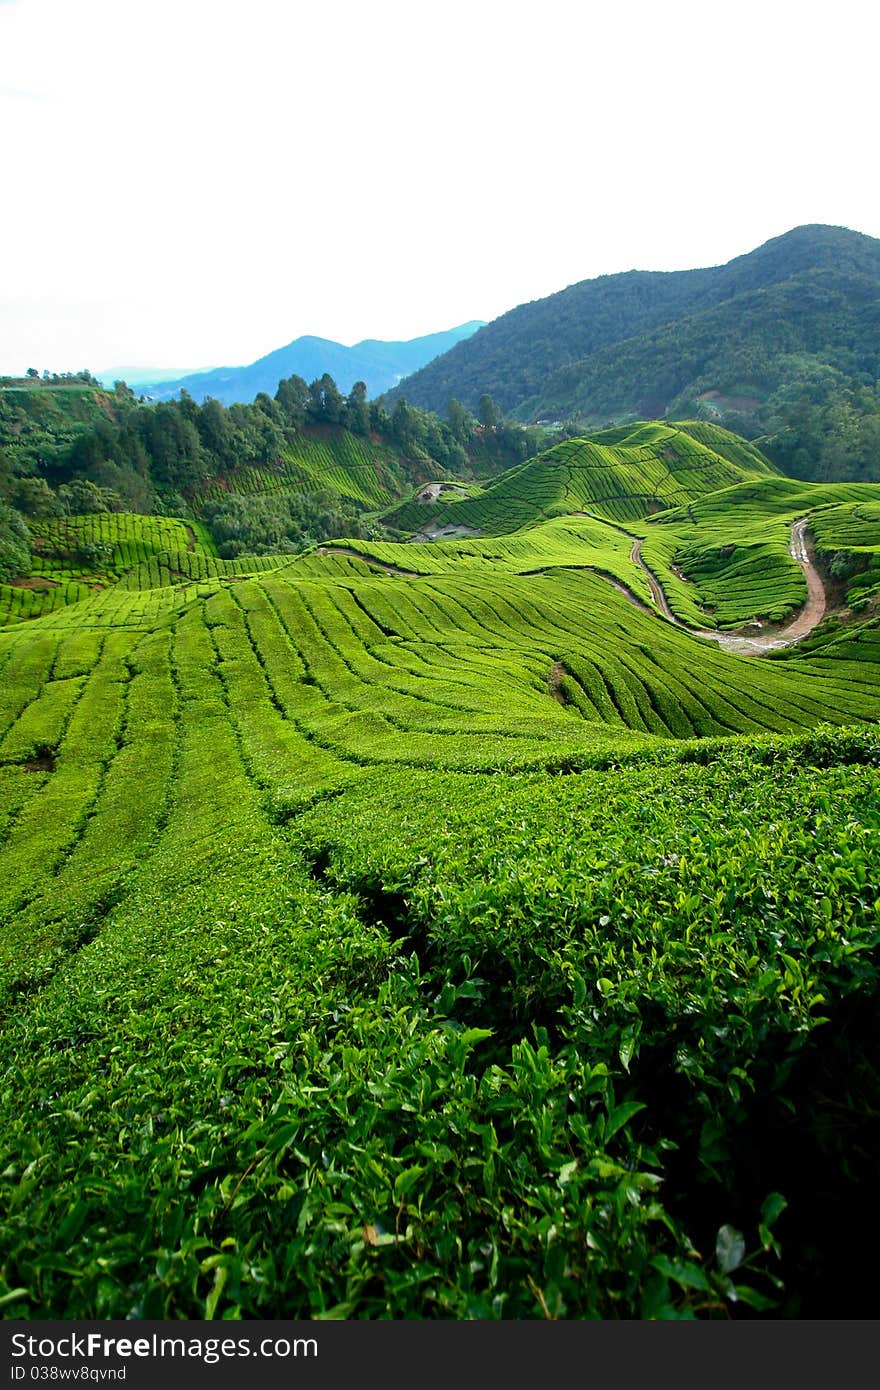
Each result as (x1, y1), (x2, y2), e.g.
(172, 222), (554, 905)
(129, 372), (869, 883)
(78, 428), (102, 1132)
(518, 266), (880, 424)
(129, 322), (486, 405)
(97, 365), (213, 387)
(390, 226), (880, 422)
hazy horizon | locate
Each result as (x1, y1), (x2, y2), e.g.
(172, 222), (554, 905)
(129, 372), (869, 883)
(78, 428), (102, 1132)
(2, 0), (878, 376)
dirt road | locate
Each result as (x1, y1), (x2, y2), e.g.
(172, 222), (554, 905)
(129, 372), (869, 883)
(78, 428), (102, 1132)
(629, 517), (827, 656)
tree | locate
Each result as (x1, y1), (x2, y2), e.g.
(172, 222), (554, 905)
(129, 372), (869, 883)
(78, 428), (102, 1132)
(0, 501), (30, 581)
(307, 374), (345, 426)
(369, 398), (389, 434)
(391, 399), (415, 449)
(58, 478), (120, 514)
(478, 394), (500, 429)
(275, 375), (310, 430)
(254, 392), (282, 424)
(345, 381), (369, 435)
(12, 476), (63, 518)
(446, 398), (474, 444)
(198, 398), (236, 468)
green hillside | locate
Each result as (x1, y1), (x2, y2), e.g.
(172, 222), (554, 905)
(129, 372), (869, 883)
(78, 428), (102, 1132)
(0, 512), (217, 627)
(194, 427), (428, 510)
(3, 410), (880, 1319)
(0, 373), (548, 603)
(625, 476), (880, 629)
(0, 376), (123, 476)
(388, 226), (880, 485)
(385, 421), (776, 534)
(512, 268), (880, 426)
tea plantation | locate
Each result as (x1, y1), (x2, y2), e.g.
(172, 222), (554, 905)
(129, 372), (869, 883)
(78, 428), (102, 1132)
(0, 513), (218, 628)
(2, 423), (880, 1319)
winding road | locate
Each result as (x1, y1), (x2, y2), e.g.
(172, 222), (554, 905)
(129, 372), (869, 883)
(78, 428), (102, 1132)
(630, 517), (827, 656)
(316, 521), (828, 661)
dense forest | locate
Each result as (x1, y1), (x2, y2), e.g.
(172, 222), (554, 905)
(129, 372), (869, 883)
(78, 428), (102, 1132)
(0, 371), (543, 580)
(512, 270), (880, 470)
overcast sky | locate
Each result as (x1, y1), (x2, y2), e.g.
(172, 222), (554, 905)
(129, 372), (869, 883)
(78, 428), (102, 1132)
(1, 0), (878, 375)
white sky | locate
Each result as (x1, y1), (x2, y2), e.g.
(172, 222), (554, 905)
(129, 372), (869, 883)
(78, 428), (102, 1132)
(1, 0), (878, 374)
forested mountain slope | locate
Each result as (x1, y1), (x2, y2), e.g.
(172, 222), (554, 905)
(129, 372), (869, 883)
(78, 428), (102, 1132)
(512, 268), (880, 426)
(391, 226), (880, 468)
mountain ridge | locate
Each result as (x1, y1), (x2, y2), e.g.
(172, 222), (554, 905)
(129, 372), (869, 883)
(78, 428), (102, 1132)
(389, 225), (880, 420)
(127, 321), (486, 405)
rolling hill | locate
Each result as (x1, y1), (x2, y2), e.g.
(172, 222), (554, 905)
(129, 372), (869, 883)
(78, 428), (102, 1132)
(382, 420), (777, 535)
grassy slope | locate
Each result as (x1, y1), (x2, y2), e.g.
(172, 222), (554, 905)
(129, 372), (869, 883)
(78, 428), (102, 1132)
(384, 421), (776, 535)
(3, 427), (880, 1317)
(192, 426), (429, 511)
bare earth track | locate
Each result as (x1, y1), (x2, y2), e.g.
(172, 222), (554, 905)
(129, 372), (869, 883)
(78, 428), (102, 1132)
(319, 521), (827, 659)
(630, 518), (827, 655)
(316, 546), (421, 578)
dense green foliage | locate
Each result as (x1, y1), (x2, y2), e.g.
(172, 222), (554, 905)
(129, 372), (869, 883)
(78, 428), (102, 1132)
(511, 269), (880, 427)
(755, 373), (880, 484)
(0, 503), (30, 584)
(201, 490), (373, 558)
(2, 410), (880, 1319)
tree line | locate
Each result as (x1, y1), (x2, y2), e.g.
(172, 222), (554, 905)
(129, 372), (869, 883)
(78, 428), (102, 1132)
(0, 369), (545, 578)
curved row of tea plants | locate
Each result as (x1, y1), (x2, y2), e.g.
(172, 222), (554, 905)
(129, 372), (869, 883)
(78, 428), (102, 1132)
(384, 421), (776, 536)
(2, 436), (880, 1319)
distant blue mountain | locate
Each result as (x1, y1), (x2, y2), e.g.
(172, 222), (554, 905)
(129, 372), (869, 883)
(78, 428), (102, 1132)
(121, 322), (485, 405)
(97, 365), (214, 387)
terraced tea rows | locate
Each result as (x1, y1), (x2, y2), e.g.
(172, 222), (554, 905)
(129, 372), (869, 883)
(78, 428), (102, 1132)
(3, 419), (880, 1320)
(385, 421), (776, 535)
(1, 513), (218, 628)
(627, 478), (880, 630)
(4, 557), (880, 999)
(810, 500), (880, 606)
(194, 428), (417, 510)
(28, 512), (216, 577)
